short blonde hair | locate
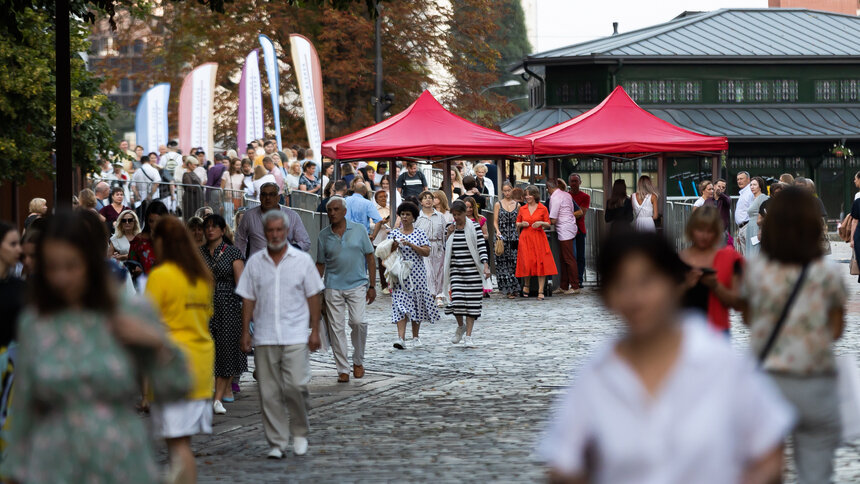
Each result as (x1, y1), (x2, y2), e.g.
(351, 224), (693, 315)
(78, 189), (97, 210)
(473, 163), (488, 175)
(29, 197), (47, 214)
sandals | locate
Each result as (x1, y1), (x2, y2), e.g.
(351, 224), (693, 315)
(507, 294), (516, 299)
(537, 294), (545, 301)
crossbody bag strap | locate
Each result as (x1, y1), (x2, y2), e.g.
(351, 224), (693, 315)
(758, 264), (809, 365)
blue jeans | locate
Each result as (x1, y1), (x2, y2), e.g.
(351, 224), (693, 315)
(575, 233), (586, 283)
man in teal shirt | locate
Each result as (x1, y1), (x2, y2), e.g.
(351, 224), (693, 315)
(316, 196), (377, 383)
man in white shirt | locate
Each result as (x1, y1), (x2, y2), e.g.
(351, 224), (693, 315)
(237, 209), (323, 460)
(130, 154), (162, 207)
(734, 171), (754, 255)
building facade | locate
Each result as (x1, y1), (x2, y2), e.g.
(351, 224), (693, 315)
(503, 8), (860, 219)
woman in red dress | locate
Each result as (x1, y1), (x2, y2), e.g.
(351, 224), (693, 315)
(515, 186), (557, 300)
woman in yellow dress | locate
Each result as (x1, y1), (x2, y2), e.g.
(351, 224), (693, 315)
(147, 216), (214, 484)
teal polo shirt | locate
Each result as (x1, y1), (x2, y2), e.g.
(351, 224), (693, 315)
(316, 220), (375, 290)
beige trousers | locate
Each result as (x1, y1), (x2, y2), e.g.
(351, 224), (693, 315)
(324, 286), (368, 375)
(255, 344), (311, 450)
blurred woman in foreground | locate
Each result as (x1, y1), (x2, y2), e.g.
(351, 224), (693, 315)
(540, 230), (793, 484)
(1, 211), (173, 483)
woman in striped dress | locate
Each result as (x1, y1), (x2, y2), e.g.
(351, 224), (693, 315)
(444, 200), (490, 347)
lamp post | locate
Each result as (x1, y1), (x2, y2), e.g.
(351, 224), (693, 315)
(479, 79), (521, 95)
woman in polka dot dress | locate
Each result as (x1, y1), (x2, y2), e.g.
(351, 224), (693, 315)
(387, 201), (439, 349)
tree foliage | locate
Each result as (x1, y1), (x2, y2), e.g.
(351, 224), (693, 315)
(95, 0), (521, 148)
(0, 8), (117, 182)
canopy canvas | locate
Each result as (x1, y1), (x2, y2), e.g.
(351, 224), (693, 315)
(527, 86), (728, 156)
(321, 90), (533, 160)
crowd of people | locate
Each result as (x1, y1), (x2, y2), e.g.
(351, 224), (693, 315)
(0, 143), (854, 483)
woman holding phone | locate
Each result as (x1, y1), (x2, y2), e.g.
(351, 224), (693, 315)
(679, 207), (742, 335)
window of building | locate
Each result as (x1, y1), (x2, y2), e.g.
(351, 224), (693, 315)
(717, 80), (798, 103)
(815, 80), (860, 102)
(621, 80), (702, 104)
(133, 40), (145, 55)
(119, 78), (132, 93)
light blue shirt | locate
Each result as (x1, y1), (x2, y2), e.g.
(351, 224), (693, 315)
(344, 193), (382, 234)
(316, 221), (374, 290)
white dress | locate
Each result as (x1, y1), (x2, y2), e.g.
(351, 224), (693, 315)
(632, 193), (656, 232)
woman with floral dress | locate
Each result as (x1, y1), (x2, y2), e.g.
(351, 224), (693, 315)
(1, 210), (176, 483)
(387, 201), (439, 350)
(415, 191), (447, 306)
(200, 214), (246, 415)
(493, 182), (522, 298)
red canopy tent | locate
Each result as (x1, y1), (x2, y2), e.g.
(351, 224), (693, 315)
(322, 90), (533, 160)
(525, 86), (728, 206)
(322, 90), (532, 209)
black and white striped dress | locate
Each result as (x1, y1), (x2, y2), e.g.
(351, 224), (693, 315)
(444, 222), (488, 319)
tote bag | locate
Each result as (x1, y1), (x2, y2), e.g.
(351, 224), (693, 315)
(837, 354), (860, 442)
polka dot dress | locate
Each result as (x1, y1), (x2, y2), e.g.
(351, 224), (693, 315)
(200, 242), (248, 378)
(387, 228), (440, 325)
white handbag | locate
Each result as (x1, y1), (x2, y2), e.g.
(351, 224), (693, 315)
(836, 354), (860, 442)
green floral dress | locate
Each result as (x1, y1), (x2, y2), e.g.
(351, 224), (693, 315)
(0, 302), (168, 483)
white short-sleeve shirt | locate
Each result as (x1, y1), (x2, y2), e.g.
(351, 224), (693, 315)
(539, 317), (794, 484)
(693, 197), (706, 208)
(235, 245), (325, 346)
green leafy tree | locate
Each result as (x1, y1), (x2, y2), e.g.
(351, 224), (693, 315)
(0, 9), (117, 182)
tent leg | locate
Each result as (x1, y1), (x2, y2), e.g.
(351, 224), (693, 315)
(498, 158), (506, 196)
(602, 157), (612, 199)
(529, 155), (536, 185)
(333, 159), (340, 188)
(657, 154), (667, 219)
(390, 160), (398, 217)
(444, 159), (452, 203)
(711, 155), (720, 184)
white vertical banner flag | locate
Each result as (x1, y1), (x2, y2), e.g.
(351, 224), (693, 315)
(258, 34), (283, 151)
(134, 83), (170, 155)
(238, 49), (265, 153)
(179, 63), (218, 162)
(289, 34), (325, 166)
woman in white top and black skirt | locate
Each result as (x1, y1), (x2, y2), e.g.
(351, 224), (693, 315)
(444, 200), (490, 347)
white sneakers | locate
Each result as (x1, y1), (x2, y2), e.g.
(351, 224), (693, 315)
(293, 436), (308, 456)
(213, 400), (227, 415)
(393, 338), (407, 350)
(267, 447), (284, 459)
(451, 325), (466, 344)
(463, 336), (475, 347)
(411, 337), (423, 348)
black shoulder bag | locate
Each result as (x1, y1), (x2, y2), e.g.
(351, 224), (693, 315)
(758, 264), (809, 365)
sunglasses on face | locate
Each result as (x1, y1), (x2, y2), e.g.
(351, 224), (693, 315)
(261, 192), (279, 198)
(121, 219), (134, 223)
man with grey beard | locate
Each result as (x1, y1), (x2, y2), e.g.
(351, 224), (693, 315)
(237, 209), (323, 459)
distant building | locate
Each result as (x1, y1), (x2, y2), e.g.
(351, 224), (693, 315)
(769, 0), (858, 15)
(504, 8), (860, 218)
(87, 14), (157, 110)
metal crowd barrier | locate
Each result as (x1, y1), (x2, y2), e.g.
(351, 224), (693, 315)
(663, 200), (695, 253)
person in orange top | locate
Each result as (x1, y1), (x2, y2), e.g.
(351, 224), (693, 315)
(515, 185), (558, 300)
(146, 216), (214, 484)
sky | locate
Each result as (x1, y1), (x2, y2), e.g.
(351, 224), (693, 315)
(522, 0), (768, 53)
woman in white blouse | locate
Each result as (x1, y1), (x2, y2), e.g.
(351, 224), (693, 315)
(540, 230), (793, 484)
(109, 209), (141, 262)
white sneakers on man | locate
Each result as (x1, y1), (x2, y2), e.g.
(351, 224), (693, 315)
(293, 436), (308, 456)
(267, 447), (284, 459)
(452, 325), (466, 344)
(213, 400), (227, 415)
(463, 336), (475, 347)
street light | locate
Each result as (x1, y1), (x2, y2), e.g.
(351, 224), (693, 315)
(479, 79), (521, 95)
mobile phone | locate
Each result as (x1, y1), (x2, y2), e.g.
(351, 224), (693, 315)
(700, 268), (716, 275)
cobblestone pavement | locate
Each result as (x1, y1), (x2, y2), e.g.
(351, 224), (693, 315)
(168, 242), (860, 483)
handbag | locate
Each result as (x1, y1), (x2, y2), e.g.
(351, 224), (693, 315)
(837, 354), (860, 442)
(758, 264), (808, 365)
(494, 237), (504, 256)
(851, 253), (859, 276)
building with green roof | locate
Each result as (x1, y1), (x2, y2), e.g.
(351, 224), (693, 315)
(503, 8), (860, 218)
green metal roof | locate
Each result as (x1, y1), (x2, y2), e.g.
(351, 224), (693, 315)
(522, 8), (860, 64)
(500, 105), (860, 141)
